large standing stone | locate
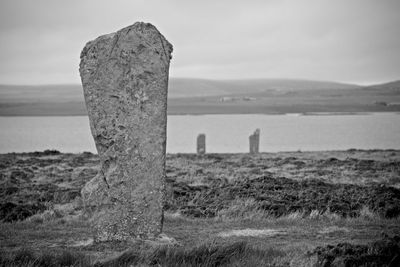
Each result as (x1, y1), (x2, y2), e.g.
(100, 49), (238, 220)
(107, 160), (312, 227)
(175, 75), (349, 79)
(197, 134), (206, 154)
(79, 22), (173, 242)
(249, 129), (260, 154)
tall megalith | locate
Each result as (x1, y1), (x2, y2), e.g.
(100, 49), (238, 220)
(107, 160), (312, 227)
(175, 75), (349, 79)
(79, 22), (173, 242)
(249, 129), (260, 154)
(197, 134), (206, 154)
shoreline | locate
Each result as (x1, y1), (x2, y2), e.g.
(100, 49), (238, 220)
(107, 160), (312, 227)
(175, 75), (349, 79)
(0, 111), (399, 117)
(2, 147), (400, 154)
(2, 148), (400, 157)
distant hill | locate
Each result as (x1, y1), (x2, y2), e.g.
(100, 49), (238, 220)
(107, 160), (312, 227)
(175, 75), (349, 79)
(361, 80), (400, 93)
(0, 78), (399, 115)
(169, 78), (360, 98)
(0, 78), (360, 102)
(0, 84), (84, 103)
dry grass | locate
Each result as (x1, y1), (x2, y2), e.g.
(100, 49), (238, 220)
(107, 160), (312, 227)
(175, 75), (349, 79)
(215, 198), (267, 220)
(1, 209), (399, 267)
(213, 198), (399, 224)
(1, 150), (399, 266)
(0, 241), (296, 267)
(0, 248), (91, 267)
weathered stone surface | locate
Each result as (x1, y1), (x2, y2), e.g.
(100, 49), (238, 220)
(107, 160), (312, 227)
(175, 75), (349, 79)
(79, 22), (172, 241)
(249, 129), (260, 154)
(197, 134), (206, 154)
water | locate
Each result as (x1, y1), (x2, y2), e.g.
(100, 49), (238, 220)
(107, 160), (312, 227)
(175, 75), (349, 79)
(0, 113), (399, 153)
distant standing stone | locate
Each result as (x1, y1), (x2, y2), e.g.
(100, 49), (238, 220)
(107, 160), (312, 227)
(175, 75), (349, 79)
(197, 134), (206, 154)
(79, 22), (173, 242)
(249, 129), (260, 154)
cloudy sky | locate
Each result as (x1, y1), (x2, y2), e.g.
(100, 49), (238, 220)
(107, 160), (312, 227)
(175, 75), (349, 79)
(0, 0), (399, 85)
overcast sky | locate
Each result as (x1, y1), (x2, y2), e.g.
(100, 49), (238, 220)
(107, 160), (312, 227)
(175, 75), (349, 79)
(0, 0), (399, 85)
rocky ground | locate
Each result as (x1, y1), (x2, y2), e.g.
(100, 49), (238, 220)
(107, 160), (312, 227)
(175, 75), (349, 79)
(0, 149), (400, 266)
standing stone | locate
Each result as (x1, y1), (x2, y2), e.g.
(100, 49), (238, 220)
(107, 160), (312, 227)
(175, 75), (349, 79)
(197, 134), (206, 154)
(79, 22), (173, 242)
(249, 129), (260, 154)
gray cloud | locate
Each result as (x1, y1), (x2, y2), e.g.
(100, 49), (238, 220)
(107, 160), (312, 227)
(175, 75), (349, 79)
(0, 0), (399, 85)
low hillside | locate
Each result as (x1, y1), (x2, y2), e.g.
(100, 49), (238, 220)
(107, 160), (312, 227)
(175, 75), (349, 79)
(0, 79), (399, 115)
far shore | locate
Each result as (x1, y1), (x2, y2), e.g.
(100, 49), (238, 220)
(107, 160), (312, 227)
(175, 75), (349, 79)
(0, 111), (399, 117)
(3, 148), (399, 157)
(0, 101), (399, 116)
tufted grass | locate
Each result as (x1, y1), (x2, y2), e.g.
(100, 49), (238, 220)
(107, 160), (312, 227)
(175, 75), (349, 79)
(1, 210), (399, 266)
(0, 248), (91, 267)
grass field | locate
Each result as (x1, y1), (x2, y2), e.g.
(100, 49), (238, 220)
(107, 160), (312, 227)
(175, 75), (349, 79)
(1, 150), (399, 266)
